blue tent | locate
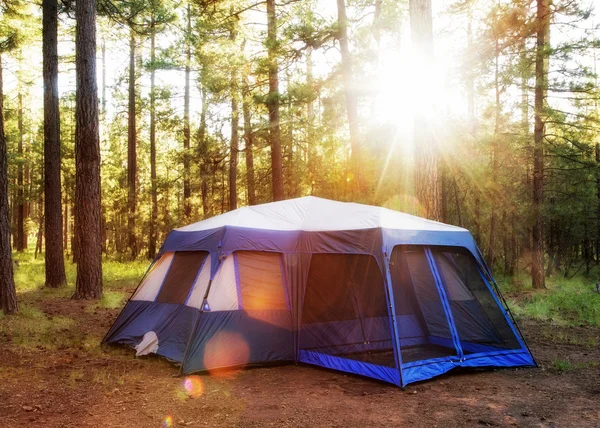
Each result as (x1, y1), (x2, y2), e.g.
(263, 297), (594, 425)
(104, 196), (535, 387)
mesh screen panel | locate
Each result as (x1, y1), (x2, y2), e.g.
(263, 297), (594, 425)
(432, 248), (521, 351)
(390, 246), (458, 363)
(156, 251), (208, 304)
(300, 254), (395, 367)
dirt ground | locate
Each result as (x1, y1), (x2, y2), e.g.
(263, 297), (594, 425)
(1, 291), (599, 428)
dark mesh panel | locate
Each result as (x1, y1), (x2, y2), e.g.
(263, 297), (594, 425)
(390, 246), (457, 363)
(300, 254), (395, 368)
(432, 248), (521, 351)
(156, 251), (208, 304)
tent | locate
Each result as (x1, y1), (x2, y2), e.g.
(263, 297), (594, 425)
(103, 196), (535, 387)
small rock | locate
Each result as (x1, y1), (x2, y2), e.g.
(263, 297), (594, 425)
(22, 406), (34, 412)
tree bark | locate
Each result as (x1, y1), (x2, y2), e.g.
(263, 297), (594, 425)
(198, 87), (210, 217)
(228, 21), (238, 211)
(532, 0), (549, 289)
(148, 25), (158, 260)
(488, 35), (500, 267)
(73, 0), (103, 299)
(266, 0), (283, 201)
(242, 76), (256, 206)
(410, 0), (440, 220)
(43, 0), (67, 288)
(0, 55), (17, 314)
(127, 29), (137, 259)
(336, 0), (362, 190)
(183, 2), (192, 220)
(17, 91), (25, 251)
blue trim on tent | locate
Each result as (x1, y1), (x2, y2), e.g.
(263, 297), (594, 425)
(425, 248), (463, 359)
(475, 265), (528, 352)
(382, 252), (403, 386)
(401, 350), (535, 385)
(298, 350), (400, 386)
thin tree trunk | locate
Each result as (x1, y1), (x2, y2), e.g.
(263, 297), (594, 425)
(127, 29), (137, 259)
(148, 26), (158, 260)
(410, 0), (440, 220)
(532, 0), (549, 289)
(183, 2), (192, 220)
(101, 38), (106, 114)
(73, 0), (103, 300)
(488, 35), (500, 267)
(242, 76), (256, 205)
(0, 55), (17, 314)
(17, 91), (25, 251)
(35, 215), (44, 259)
(43, 0), (67, 287)
(466, 9), (475, 135)
(266, 0), (283, 201)
(306, 47), (315, 187)
(198, 87), (210, 217)
(228, 21), (238, 211)
(336, 0), (362, 190)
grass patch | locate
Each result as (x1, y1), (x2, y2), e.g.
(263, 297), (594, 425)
(0, 303), (75, 349)
(499, 275), (600, 327)
(549, 358), (600, 372)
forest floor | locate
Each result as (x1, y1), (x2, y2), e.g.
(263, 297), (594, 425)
(1, 256), (599, 427)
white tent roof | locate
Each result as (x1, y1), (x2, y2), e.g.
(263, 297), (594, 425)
(176, 196), (466, 233)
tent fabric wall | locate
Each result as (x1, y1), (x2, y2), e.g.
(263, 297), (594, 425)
(104, 196), (535, 387)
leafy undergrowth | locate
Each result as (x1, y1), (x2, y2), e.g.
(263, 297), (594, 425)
(497, 273), (600, 327)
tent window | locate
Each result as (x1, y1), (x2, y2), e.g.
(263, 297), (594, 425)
(300, 253), (395, 368)
(132, 252), (174, 301)
(156, 251), (208, 304)
(237, 251), (288, 310)
(432, 248), (521, 350)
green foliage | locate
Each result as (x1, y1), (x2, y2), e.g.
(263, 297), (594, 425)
(501, 275), (600, 326)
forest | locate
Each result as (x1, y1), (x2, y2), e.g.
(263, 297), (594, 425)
(1, 0), (599, 311)
(0, 0), (599, 426)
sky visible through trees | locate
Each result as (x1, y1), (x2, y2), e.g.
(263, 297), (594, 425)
(0, 0), (599, 309)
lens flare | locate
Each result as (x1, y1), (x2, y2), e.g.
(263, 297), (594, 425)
(183, 375), (204, 398)
(204, 331), (250, 378)
(162, 415), (173, 428)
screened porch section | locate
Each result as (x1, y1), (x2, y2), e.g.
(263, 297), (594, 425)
(390, 245), (522, 365)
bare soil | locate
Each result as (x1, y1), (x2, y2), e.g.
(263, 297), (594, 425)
(1, 291), (599, 428)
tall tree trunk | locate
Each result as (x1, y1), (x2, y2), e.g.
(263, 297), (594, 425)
(229, 85), (239, 211)
(488, 35), (500, 267)
(183, 2), (192, 220)
(228, 22), (238, 211)
(127, 29), (137, 259)
(43, 0), (67, 287)
(306, 46), (316, 187)
(242, 76), (256, 206)
(73, 0), (103, 300)
(266, 0), (283, 201)
(101, 38), (106, 114)
(198, 87), (210, 217)
(410, 0), (440, 220)
(17, 91), (25, 251)
(148, 26), (158, 260)
(532, 0), (549, 289)
(336, 0), (362, 190)
(0, 55), (17, 314)
(466, 9), (475, 135)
